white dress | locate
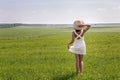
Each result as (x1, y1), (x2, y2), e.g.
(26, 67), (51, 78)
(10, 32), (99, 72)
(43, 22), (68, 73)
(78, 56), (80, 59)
(69, 30), (86, 55)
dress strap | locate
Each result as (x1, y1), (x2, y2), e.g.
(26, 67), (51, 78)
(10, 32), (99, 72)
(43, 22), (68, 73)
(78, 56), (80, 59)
(74, 30), (78, 36)
(80, 29), (83, 35)
(74, 30), (83, 39)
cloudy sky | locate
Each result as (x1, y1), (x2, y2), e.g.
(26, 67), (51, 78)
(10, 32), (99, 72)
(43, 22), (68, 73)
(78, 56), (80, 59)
(0, 0), (120, 24)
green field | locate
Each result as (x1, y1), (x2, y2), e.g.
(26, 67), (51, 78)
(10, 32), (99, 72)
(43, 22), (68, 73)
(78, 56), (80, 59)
(0, 26), (120, 80)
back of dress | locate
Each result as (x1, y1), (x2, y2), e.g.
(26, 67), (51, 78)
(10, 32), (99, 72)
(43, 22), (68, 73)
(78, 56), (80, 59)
(69, 29), (86, 54)
(73, 30), (85, 47)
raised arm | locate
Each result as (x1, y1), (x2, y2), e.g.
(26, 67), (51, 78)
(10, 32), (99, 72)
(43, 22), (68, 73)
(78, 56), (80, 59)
(82, 24), (91, 34)
(67, 32), (75, 49)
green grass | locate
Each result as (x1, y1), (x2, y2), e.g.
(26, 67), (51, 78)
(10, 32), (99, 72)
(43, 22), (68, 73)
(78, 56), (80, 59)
(0, 26), (120, 80)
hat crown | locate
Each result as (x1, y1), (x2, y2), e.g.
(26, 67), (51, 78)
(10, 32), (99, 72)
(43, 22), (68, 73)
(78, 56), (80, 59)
(73, 20), (84, 30)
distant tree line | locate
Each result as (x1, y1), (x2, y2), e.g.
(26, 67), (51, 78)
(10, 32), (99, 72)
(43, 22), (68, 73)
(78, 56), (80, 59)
(0, 23), (72, 28)
(0, 23), (120, 28)
(0, 23), (22, 28)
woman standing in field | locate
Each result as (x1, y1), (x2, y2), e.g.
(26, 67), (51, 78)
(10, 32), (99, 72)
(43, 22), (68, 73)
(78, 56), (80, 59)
(67, 20), (91, 75)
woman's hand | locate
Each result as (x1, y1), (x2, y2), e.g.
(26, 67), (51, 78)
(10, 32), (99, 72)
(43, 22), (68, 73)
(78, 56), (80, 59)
(67, 45), (70, 49)
(83, 24), (91, 34)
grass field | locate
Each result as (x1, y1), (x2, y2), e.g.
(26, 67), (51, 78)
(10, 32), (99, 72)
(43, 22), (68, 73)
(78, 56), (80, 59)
(0, 26), (120, 80)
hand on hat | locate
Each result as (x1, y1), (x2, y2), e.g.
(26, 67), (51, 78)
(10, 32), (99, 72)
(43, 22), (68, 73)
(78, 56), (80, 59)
(73, 20), (85, 30)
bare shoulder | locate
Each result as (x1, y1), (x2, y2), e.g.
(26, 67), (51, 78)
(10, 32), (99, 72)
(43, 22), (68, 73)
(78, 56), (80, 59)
(71, 31), (76, 38)
(72, 31), (75, 36)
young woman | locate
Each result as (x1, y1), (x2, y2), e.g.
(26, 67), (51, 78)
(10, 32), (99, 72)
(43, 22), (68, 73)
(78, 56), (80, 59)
(67, 20), (91, 75)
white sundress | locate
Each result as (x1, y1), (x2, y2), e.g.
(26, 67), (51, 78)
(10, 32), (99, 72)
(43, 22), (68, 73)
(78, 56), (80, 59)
(69, 30), (86, 55)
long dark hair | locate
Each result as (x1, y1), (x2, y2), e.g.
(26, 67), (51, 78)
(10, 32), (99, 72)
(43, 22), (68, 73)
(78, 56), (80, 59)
(75, 30), (81, 32)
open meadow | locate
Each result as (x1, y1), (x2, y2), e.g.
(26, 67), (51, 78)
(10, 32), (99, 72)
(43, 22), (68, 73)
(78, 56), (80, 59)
(0, 26), (120, 80)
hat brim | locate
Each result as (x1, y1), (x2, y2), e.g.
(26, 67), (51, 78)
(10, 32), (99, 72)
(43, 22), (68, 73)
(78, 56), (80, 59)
(74, 25), (86, 30)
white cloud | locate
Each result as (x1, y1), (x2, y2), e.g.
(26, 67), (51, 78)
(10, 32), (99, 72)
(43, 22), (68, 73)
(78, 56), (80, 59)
(111, 5), (120, 10)
(118, 6), (120, 9)
(97, 8), (106, 11)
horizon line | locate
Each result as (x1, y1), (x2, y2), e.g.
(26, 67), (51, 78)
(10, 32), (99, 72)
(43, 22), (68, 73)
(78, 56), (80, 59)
(0, 22), (120, 25)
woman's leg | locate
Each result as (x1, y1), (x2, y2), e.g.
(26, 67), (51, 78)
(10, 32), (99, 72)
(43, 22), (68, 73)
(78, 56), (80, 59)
(75, 54), (79, 74)
(78, 55), (84, 74)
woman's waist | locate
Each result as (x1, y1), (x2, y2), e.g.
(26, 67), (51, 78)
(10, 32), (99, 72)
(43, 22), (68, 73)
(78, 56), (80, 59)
(74, 39), (84, 42)
(73, 43), (86, 48)
(74, 41), (85, 45)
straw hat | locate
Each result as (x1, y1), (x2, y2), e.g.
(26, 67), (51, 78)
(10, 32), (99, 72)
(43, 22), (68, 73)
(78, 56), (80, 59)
(73, 20), (85, 30)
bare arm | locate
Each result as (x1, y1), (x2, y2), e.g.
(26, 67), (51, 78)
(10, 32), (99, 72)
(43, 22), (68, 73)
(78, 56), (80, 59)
(67, 32), (75, 49)
(83, 24), (91, 34)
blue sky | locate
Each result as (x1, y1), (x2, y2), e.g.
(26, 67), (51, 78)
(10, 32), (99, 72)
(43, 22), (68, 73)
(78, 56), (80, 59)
(0, 0), (120, 24)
